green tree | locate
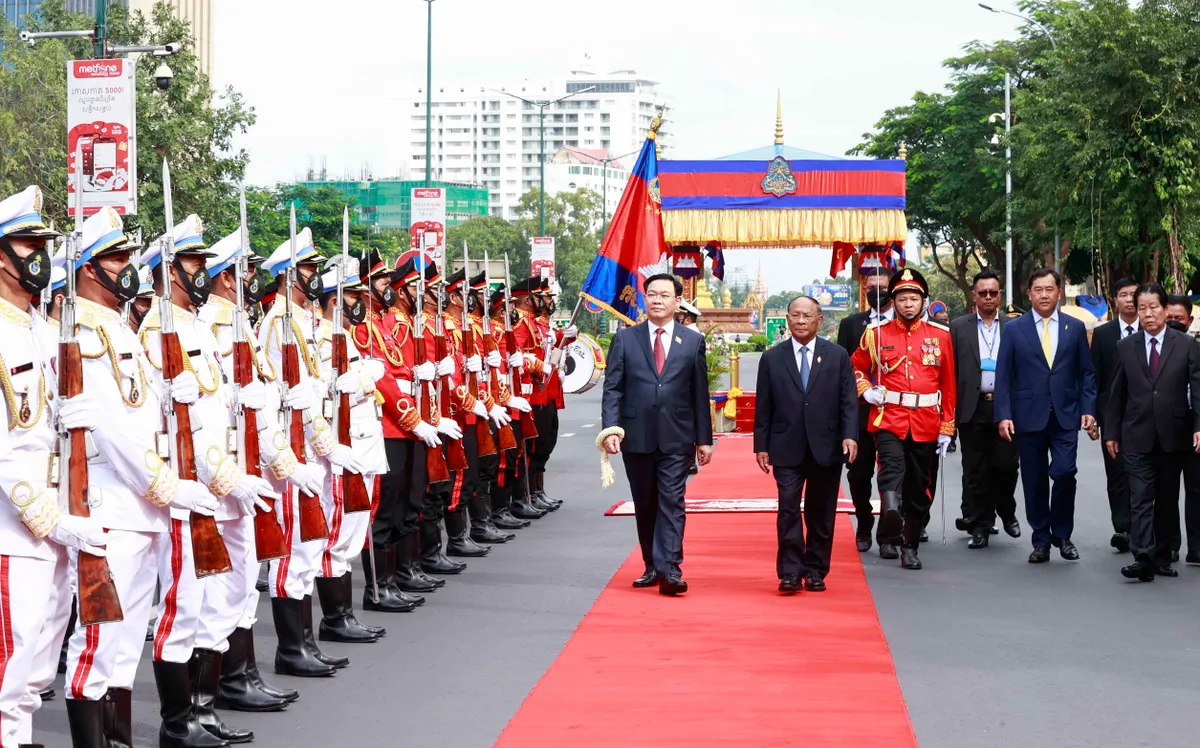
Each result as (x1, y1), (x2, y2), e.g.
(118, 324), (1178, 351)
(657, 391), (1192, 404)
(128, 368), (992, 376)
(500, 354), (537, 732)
(513, 187), (603, 312)
(444, 215), (529, 276)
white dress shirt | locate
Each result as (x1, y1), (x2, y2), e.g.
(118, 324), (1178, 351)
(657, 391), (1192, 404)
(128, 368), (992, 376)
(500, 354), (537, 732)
(1120, 317), (1141, 339)
(791, 336), (816, 378)
(649, 319), (675, 359)
(1145, 328), (1166, 364)
(870, 308), (894, 326)
(977, 313), (1001, 392)
(1036, 312), (1060, 362)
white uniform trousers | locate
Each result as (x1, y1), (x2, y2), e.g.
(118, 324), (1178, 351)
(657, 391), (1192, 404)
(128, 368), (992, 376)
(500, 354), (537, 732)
(233, 516), (260, 631)
(64, 530), (160, 700)
(154, 518), (250, 663)
(318, 474), (377, 579)
(0, 552), (68, 748)
(268, 485), (322, 600)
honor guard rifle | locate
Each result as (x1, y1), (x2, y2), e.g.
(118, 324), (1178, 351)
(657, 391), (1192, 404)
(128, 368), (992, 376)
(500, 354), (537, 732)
(503, 254), (537, 440)
(414, 254), (450, 484)
(59, 144), (123, 625)
(481, 250), (517, 451)
(332, 207), (371, 513)
(359, 242), (379, 604)
(234, 188), (287, 561)
(462, 243), (496, 457)
(282, 205), (329, 542)
(158, 158), (232, 577)
(435, 265), (468, 471)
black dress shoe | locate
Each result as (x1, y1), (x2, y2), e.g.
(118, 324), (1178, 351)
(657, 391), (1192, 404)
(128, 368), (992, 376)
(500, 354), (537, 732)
(658, 574), (688, 596)
(955, 517), (972, 533)
(1154, 564), (1178, 577)
(632, 569), (658, 588)
(1121, 560), (1155, 581)
(1002, 518), (1021, 538)
(1170, 550), (1180, 563)
(1058, 540), (1080, 561)
(919, 529), (929, 543)
(855, 535), (872, 553)
(803, 573), (826, 592)
(988, 526), (999, 535)
(38, 687), (53, 701)
(900, 548), (922, 570)
(878, 543), (899, 560)
(1186, 552), (1200, 566)
(1028, 545), (1051, 563)
(778, 574), (801, 594)
(1110, 532), (1131, 553)
(967, 529), (989, 549)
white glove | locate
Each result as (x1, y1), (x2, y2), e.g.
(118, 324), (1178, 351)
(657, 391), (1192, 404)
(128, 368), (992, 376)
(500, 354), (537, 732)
(465, 355), (483, 374)
(437, 418), (463, 440)
(486, 350), (502, 368)
(170, 371), (200, 405)
(562, 325), (578, 338)
(937, 434), (953, 456)
(47, 514), (108, 556)
(508, 353), (524, 370)
(863, 387), (885, 406)
(360, 359), (385, 384)
(287, 461), (326, 496)
(413, 361), (436, 382)
(335, 371), (362, 394)
(488, 404), (512, 428)
(472, 400), (488, 418)
(58, 394), (100, 431)
(436, 356), (455, 377)
(228, 474), (278, 515)
(413, 420), (442, 447)
(508, 396), (532, 413)
(236, 380), (266, 411)
(543, 361), (555, 377)
(327, 444), (369, 475)
(284, 383), (314, 412)
(171, 480), (220, 516)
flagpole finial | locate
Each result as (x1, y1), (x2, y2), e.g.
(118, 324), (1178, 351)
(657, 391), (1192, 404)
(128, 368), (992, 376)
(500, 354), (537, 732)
(774, 89), (784, 146)
(648, 107), (665, 141)
(898, 141), (908, 160)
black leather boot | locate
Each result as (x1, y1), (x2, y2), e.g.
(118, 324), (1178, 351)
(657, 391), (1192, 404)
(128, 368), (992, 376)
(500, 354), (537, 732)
(469, 492), (513, 543)
(878, 490), (903, 540)
(491, 480), (531, 528)
(104, 688), (133, 748)
(300, 595), (349, 668)
(270, 597), (335, 678)
(65, 697), (106, 748)
(901, 518), (923, 570)
(152, 659), (229, 747)
(420, 519), (467, 574)
(316, 576), (379, 643)
(190, 649), (253, 744)
(510, 475), (546, 520)
(531, 471), (562, 510)
(235, 626), (298, 703)
(362, 543), (423, 611)
(216, 627), (289, 712)
(445, 509), (491, 557)
(338, 571), (386, 636)
(255, 562), (269, 593)
(394, 534), (441, 592)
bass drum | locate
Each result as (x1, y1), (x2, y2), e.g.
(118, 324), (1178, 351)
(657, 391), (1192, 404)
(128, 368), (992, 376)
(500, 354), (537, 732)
(561, 334), (605, 394)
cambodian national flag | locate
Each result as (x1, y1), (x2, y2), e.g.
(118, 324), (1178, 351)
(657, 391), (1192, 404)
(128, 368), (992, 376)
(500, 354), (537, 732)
(581, 134), (669, 324)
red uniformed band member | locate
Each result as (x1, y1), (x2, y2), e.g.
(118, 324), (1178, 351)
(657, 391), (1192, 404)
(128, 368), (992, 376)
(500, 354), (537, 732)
(850, 267), (956, 570)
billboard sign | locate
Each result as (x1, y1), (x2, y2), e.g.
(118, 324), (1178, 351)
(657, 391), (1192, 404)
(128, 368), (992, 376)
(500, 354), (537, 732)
(67, 59), (137, 216)
(530, 236), (555, 282)
(807, 284), (852, 311)
(410, 187), (447, 269)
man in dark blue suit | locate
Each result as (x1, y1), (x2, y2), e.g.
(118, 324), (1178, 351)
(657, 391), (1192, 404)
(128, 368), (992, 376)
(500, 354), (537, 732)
(995, 268), (1099, 563)
(754, 296), (859, 594)
(601, 274), (714, 595)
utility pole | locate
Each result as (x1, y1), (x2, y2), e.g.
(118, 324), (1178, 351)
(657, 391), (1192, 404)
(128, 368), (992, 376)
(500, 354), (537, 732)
(94, 0), (107, 59)
(424, 0), (435, 187)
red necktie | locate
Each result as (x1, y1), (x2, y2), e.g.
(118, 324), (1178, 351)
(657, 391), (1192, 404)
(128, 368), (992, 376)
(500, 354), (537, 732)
(1150, 337), (1159, 380)
(654, 328), (666, 375)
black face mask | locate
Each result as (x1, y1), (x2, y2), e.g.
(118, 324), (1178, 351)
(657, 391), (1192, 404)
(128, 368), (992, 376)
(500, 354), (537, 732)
(173, 259), (212, 307)
(1166, 320), (1188, 333)
(299, 268), (322, 302)
(345, 298), (366, 325)
(244, 272), (267, 304)
(866, 287), (890, 311)
(130, 301), (150, 329)
(377, 286), (397, 310)
(1, 240), (51, 295)
(92, 259), (139, 304)
(547, 300), (557, 315)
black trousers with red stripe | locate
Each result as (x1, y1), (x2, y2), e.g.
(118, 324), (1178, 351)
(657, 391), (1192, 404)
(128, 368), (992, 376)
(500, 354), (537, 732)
(446, 427), (480, 515)
(376, 437), (427, 545)
(493, 419), (529, 510)
(529, 404), (559, 474)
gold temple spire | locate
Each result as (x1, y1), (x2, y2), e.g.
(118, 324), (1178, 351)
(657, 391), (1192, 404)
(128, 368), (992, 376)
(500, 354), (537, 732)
(774, 90), (784, 146)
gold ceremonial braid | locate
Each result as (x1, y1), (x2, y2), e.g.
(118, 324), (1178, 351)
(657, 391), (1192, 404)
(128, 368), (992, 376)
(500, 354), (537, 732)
(213, 323), (234, 359)
(183, 351), (221, 396)
(96, 326), (148, 408)
(0, 350), (46, 431)
(248, 331), (275, 381)
(367, 319), (405, 367)
(291, 319), (320, 379)
(139, 327), (164, 371)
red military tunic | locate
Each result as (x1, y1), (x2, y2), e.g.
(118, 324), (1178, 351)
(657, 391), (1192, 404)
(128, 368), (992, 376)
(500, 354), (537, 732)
(850, 317), (957, 442)
(534, 314), (574, 409)
(512, 308), (543, 405)
(351, 309), (419, 440)
(442, 312), (477, 427)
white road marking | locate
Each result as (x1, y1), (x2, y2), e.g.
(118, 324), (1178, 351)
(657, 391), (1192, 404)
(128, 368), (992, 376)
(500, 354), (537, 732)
(561, 432), (576, 438)
(581, 423), (595, 428)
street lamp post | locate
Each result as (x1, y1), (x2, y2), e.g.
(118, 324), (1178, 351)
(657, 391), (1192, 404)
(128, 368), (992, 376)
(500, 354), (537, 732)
(494, 86), (596, 236)
(424, 0), (435, 187)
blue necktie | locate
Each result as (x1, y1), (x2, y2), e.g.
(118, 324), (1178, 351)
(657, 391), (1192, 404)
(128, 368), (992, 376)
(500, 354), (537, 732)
(799, 347), (810, 390)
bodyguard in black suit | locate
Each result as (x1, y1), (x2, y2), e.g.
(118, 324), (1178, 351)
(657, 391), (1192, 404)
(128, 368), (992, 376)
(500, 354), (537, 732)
(835, 268), (894, 555)
(948, 269), (1020, 549)
(1104, 283), (1200, 581)
(601, 274), (714, 596)
(1090, 276), (1141, 553)
(754, 296), (859, 594)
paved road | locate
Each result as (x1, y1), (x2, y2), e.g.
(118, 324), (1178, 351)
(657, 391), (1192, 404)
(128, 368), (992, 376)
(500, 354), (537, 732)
(37, 354), (1200, 746)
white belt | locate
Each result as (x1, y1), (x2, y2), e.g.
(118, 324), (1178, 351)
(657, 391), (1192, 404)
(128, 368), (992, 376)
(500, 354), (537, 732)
(396, 378), (413, 395)
(883, 390), (941, 409)
(521, 383), (532, 396)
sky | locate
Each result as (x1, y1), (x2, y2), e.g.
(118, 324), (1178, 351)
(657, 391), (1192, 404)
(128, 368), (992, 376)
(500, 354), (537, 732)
(210, 0), (1032, 296)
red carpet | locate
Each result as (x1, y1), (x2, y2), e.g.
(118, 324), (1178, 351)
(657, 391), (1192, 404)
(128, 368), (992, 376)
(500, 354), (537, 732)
(494, 513), (916, 748)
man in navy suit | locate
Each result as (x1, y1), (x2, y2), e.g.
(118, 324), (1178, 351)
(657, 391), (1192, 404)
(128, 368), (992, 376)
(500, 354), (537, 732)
(995, 268), (1099, 563)
(754, 296), (859, 594)
(601, 274), (714, 596)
